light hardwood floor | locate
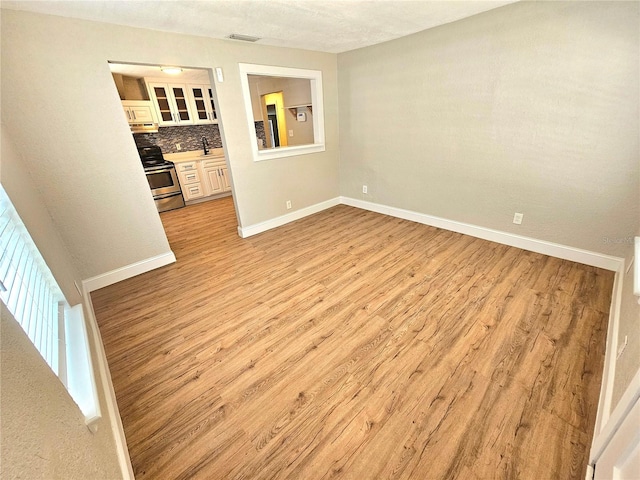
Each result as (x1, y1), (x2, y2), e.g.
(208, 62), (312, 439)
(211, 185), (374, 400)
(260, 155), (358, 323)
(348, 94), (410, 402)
(92, 197), (614, 479)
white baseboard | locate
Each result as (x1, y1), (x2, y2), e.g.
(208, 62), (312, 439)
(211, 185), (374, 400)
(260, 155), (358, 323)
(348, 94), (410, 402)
(238, 197), (341, 238)
(340, 197), (623, 271)
(82, 251), (176, 293)
(236, 195), (623, 271)
(81, 288), (135, 480)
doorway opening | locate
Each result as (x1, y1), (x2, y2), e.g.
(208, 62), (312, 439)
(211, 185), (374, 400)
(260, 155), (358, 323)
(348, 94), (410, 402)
(260, 91), (287, 149)
(107, 61), (240, 238)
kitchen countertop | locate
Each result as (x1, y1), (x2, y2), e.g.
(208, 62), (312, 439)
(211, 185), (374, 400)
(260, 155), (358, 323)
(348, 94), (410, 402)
(164, 148), (225, 163)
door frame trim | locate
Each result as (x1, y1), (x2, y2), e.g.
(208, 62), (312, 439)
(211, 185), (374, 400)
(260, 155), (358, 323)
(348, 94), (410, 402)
(589, 366), (640, 465)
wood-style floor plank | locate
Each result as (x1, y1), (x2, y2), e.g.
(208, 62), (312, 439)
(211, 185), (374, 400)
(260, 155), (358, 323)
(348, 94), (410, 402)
(91, 196), (614, 479)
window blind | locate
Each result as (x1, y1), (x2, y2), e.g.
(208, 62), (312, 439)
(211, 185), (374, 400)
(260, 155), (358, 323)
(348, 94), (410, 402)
(0, 187), (66, 379)
(0, 186), (100, 425)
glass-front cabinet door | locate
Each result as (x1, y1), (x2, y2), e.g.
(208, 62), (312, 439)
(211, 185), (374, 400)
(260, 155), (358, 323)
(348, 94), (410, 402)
(147, 81), (194, 126)
(189, 86), (210, 124)
(188, 84), (218, 125)
(208, 88), (217, 121)
(151, 85), (174, 124)
(171, 86), (191, 123)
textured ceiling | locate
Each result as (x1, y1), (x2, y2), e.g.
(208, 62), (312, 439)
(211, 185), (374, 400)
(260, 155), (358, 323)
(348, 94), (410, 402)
(1, 0), (518, 53)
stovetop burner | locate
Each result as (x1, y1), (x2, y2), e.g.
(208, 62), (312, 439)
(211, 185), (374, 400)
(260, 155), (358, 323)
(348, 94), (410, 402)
(137, 145), (174, 170)
(143, 161), (175, 172)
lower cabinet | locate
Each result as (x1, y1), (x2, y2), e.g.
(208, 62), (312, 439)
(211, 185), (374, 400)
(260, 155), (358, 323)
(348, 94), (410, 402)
(176, 158), (231, 202)
(201, 159), (231, 196)
(203, 166), (224, 195)
(220, 167), (232, 191)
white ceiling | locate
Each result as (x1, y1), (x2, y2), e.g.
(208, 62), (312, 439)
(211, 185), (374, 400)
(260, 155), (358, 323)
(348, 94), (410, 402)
(2, 0), (518, 54)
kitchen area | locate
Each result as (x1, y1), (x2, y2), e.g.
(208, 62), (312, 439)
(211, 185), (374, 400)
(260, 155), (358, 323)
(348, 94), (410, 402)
(110, 62), (233, 214)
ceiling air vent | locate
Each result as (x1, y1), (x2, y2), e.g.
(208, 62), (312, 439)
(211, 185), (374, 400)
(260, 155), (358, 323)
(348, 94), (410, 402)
(227, 33), (261, 42)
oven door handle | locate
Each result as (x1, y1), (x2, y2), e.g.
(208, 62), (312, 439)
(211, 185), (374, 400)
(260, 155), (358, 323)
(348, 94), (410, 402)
(154, 191), (183, 200)
(145, 167), (174, 174)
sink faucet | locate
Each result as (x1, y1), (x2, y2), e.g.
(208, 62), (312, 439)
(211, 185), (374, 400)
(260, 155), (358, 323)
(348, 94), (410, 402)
(202, 136), (210, 155)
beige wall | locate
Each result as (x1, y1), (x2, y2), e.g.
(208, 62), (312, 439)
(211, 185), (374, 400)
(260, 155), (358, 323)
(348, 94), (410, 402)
(1, 9), (339, 280)
(0, 304), (121, 479)
(281, 78), (315, 146)
(338, 1), (639, 259)
(248, 75), (265, 121)
(1, 127), (82, 305)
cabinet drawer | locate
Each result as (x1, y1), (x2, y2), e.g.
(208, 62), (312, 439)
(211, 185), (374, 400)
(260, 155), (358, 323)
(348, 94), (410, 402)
(183, 182), (205, 201)
(176, 161), (198, 173)
(201, 159), (225, 169)
(178, 169), (201, 185)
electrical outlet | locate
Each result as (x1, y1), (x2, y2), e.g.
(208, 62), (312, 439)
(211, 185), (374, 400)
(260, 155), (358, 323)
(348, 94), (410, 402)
(513, 212), (523, 225)
(362, 185), (368, 194)
(286, 200), (292, 210)
(176, 143), (182, 151)
(289, 130), (294, 137)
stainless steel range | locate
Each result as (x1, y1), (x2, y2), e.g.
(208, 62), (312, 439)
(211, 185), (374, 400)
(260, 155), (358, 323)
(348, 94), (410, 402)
(137, 146), (185, 212)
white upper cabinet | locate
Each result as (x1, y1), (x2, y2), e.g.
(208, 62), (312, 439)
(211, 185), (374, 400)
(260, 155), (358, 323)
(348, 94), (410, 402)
(147, 81), (195, 126)
(121, 100), (157, 125)
(187, 85), (218, 125)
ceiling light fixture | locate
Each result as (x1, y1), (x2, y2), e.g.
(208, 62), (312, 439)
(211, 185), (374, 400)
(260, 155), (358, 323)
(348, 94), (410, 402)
(228, 33), (261, 43)
(160, 66), (183, 75)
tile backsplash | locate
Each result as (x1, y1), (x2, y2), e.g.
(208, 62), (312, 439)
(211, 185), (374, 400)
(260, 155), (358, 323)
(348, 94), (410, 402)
(134, 122), (267, 154)
(254, 121), (267, 147)
(134, 124), (222, 154)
